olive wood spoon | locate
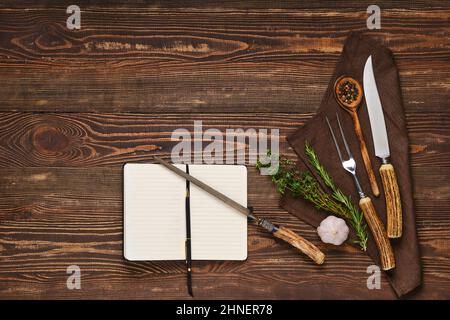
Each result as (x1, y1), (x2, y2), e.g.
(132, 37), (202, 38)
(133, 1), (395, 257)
(334, 76), (380, 197)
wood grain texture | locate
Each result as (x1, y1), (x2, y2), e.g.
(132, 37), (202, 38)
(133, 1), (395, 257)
(0, 1), (449, 300)
(1, 1), (449, 9)
(0, 112), (448, 168)
(0, 6), (448, 113)
(0, 166), (448, 299)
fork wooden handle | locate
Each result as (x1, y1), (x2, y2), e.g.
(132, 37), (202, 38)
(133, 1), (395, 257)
(273, 226), (325, 265)
(350, 112), (380, 197)
(359, 197), (395, 270)
(380, 163), (402, 238)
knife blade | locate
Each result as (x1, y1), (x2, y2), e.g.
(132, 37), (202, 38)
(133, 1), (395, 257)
(363, 55), (390, 160)
(363, 55), (403, 238)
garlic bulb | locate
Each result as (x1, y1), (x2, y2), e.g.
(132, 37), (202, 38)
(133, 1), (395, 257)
(317, 216), (349, 245)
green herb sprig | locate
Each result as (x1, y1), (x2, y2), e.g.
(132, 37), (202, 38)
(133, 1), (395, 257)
(305, 142), (368, 250)
(256, 143), (368, 251)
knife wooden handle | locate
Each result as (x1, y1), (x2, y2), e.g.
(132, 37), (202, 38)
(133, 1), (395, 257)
(350, 112), (380, 197)
(273, 226), (325, 265)
(380, 163), (402, 238)
(359, 197), (395, 270)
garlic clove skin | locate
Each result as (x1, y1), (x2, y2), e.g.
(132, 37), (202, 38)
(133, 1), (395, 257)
(317, 216), (349, 246)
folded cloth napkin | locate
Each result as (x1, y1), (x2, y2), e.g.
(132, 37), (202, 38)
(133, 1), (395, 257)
(280, 32), (421, 297)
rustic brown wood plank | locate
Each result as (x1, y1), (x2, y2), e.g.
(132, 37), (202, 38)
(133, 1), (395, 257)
(0, 112), (448, 167)
(0, 0), (448, 301)
(0, 166), (448, 299)
(1, 1), (450, 9)
(0, 8), (448, 113)
(0, 271), (446, 300)
(0, 273), (395, 300)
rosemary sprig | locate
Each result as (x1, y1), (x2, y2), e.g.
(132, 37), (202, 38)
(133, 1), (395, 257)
(256, 144), (368, 251)
(305, 142), (368, 250)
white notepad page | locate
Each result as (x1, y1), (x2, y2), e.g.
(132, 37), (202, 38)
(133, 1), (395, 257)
(123, 163), (247, 261)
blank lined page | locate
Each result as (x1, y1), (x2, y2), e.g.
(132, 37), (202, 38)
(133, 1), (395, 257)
(189, 165), (247, 260)
(123, 163), (247, 261)
(124, 163), (186, 260)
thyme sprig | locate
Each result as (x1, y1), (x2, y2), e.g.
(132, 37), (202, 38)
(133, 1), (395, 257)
(256, 143), (368, 251)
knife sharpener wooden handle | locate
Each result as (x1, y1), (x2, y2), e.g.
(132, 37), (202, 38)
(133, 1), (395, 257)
(359, 197), (395, 270)
(380, 163), (402, 238)
(273, 226), (325, 265)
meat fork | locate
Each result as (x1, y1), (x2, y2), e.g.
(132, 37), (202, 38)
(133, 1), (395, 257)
(326, 114), (395, 271)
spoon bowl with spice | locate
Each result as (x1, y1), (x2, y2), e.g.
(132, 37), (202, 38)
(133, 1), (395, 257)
(333, 76), (380, 197)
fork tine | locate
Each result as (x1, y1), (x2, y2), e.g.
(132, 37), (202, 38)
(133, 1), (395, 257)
(326, 116), (344, 162)
(336, 113), (353, 159)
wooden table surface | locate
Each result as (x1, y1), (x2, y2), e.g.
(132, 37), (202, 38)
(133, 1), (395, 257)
(0, 1), (449, 300)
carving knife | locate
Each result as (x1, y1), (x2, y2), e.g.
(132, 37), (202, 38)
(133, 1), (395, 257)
(153, 156), (325, 265)
(363, 55), (402, 238)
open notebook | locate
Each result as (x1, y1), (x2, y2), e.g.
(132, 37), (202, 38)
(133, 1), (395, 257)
(123, 163), (247, 261)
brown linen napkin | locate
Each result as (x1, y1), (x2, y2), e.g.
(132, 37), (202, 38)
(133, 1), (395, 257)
(280, 32), (421, 297)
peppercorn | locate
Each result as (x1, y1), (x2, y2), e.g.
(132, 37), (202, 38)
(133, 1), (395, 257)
(337, 80), (358, 104)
